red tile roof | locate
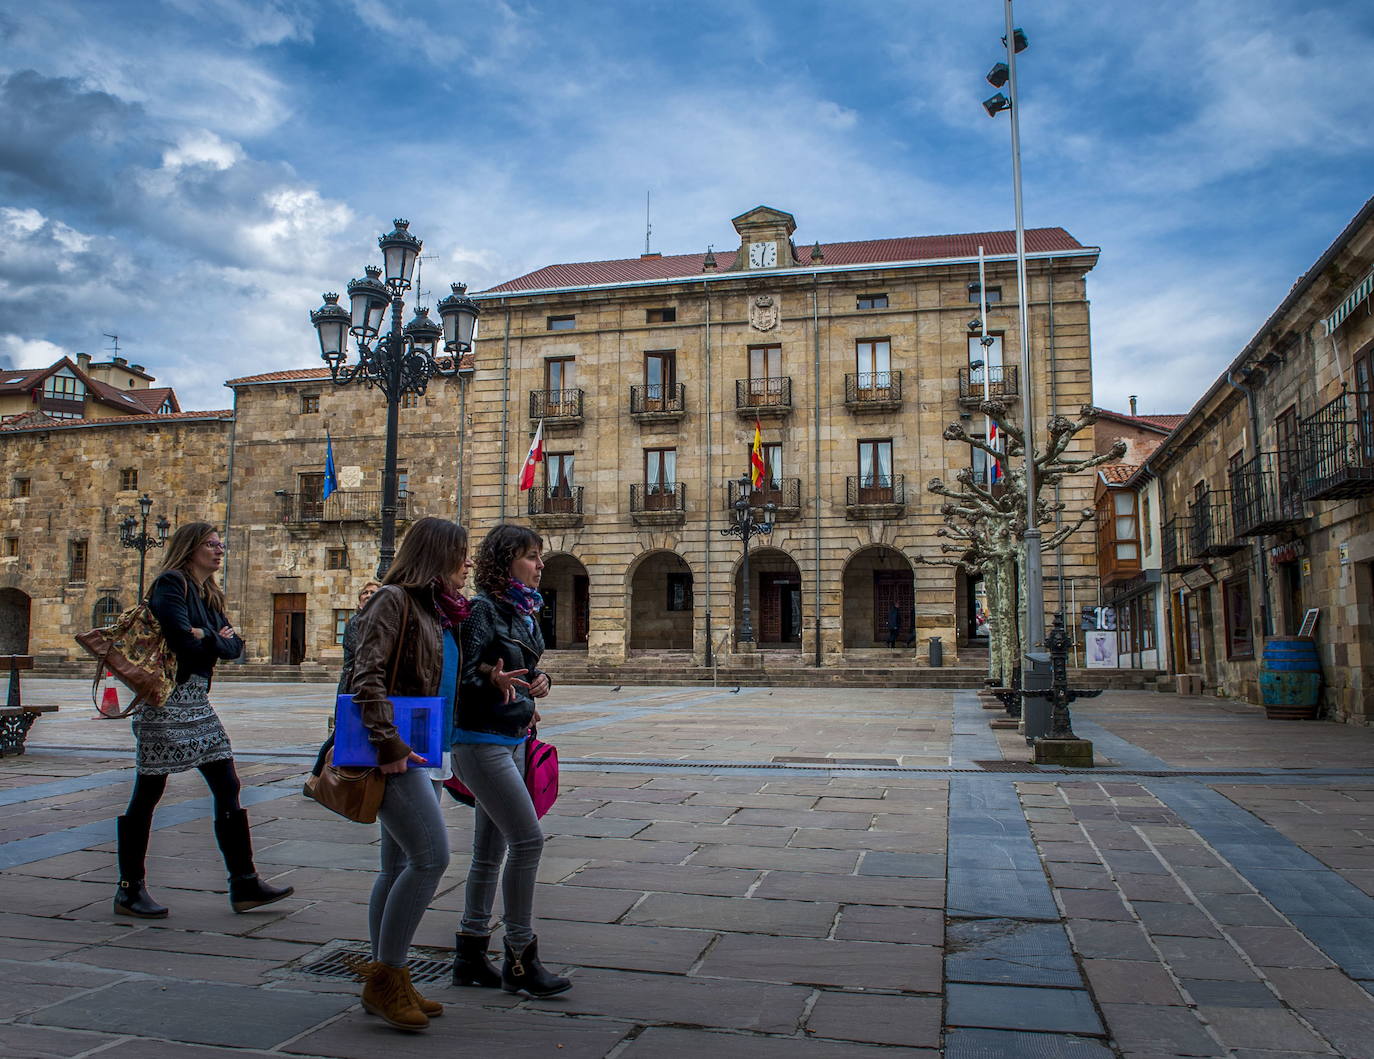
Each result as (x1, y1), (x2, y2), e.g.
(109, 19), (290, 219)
(1099, 463), (1141, 484)
(227, 354), (473, 387)
(1094, 408), (1187, 434)
(0, 367), (48, 393)
(0, 359), (182, 416)
(482, 227), (1090, 294)
(0, 409), (231, 433)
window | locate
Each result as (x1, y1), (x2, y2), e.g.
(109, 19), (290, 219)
(300, 394), (319, 414)
(1184, 593), (1201, 665)
(68, 539), (88, 584)
(968, 333), (1004, 372)
(968, 283), (1002, 304)
(545, 356), (577, 398)
(334, 609), (353, 645)
(1355, 353), (1373, 458)
(855, 339), (892, 389)
(299, 472), (326, 519)
(1228, 449), (1245, 476)
(667, 572), (693, 611)
(744, 442), (783, 491)
(857, 294), (888, 310)
(12, 478), (30, 498)
(93, 596), (121, 627)
(119, 468), (138, 491)
(547, 314), (575, 331)
(400, 392), (420, 408)
(43, 369), (86, 401)
(397, 470), (409, 497)
(326, 547), (348, 570)
(644, 448), (677, 508)
(646, 307), (676, 323)
(545, 452), (576, 512)
(158, 399), (175, 414)
(746, 344), (782, 404)
(1112, 491), (1139, 561)
(1224, 575), (1254, 659)
(857, 439), (894, 503)
(644, 350), (676, 398)
(1141, 493), (1152, 554)
(3, 536), (18, 557)
(1276, 404), (1299, 496)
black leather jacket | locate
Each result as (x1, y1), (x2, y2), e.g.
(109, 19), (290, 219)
(457, 592), (546, 738)
(148, 570), (243, 686)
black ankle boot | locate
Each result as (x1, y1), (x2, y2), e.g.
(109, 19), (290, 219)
(214, 808), (295, 912)
(453, 933), (502, 988)
(501, 936), (570, 997)
(114, 815), (168, 918)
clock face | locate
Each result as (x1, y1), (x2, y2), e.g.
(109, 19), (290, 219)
(749, 241), (777, 268)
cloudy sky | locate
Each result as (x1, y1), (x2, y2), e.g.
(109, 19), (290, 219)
(0, 0), (1370, 415)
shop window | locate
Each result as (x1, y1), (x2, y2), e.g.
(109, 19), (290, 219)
(1224, 575), (1255, 660)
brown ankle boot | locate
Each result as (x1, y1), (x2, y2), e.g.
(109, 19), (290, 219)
(406, 975), (443, 1018)
(358, 961), (429, 1032)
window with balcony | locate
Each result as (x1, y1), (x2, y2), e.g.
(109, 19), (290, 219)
(856, 293), (888, 310)
(1224, 575), (1254, 660)
(646, 307), (676, 323)
(1276, 404), (1299, 496)
(854, 338), (892, 397)
(857, 439), (894, 503)
(746, 344), (783, 405)
(642, 350), (677, 409)
(119, 467), (138, 491)
(1096, 488), (1140, 583)
(539, 356), (579, 418)
(298, 472), (326, 520)
(644, 448), (677, 509)
(547, 315), (575, 330)
(545, 452), (577, 512)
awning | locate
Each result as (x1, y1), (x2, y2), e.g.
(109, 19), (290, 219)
(1324, 267), (1374, 336)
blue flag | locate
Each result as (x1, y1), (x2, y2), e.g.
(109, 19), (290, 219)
(323, 429), (339, 499)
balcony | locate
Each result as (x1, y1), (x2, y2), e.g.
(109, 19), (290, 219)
(845, 474), (905, 519)
(527, 485), (584, 530)
(1188, 489), (1245, 557)
(529, 388), (584, 428)
(1096, 494), (1142, 586)
(277, 490), (409, 528)
(629, 482), (685, 526)
(726, 477), (802, 521)
(629, 382), (687, 425)
(1161, 516), (1197, 573)
(844, 371), (903, 413)
(735, 377), (792, 420)
(958, 365), (1019, 406)
(1230, 451), (1306, 537)
(1301, 390), (1374, 501)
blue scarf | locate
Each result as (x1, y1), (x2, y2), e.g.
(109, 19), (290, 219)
(502, 578), (544, 635)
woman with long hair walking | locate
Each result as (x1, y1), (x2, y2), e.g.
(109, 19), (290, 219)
(346, 517), (470, 1032)
(451, 523), (568, 998)
(114, 522), (293, 918)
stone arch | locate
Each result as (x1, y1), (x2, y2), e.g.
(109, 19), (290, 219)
(628, 549), (693, 650)
(0, 588), (31, 654)
(842, 545), (915, 648)
(731, 545), (803, 648)
(539, 552), (589, 650)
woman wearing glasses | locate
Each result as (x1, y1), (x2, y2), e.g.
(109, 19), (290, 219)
(113, 522), (293, 919)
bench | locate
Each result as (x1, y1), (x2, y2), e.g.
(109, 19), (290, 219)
(0, 656), (58, 757)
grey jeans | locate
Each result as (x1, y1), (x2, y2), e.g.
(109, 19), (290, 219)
(453, 741), (544, 949)
(369, 769), (449, 967)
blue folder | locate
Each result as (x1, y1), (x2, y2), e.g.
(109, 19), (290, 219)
(333, 694), (445, 768)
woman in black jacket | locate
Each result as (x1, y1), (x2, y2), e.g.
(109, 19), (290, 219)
(451, 523), (567, 997)
(115, 521), (292, 918)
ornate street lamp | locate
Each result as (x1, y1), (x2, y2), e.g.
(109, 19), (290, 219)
(119, 492), (170, 600)
(311, 221), (480, 577)
(720, 472), (776, 645)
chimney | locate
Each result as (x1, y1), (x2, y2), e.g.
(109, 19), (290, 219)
(76, 353), (91, 371)
(113, 356), (127, 367)
(130, 363), (145, 373)
(1129, 395), (1138, 416)
(640, 252), (661, 259)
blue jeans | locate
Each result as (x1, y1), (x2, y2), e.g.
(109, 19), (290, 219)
(453, 741), (543, 949)
(369, 769), (449, 967)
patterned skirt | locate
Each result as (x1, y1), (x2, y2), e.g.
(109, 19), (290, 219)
(131, 675), (234, 776)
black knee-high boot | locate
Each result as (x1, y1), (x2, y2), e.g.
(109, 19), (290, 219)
(212, 808), (295, 912)
(114, 815), (168, 918)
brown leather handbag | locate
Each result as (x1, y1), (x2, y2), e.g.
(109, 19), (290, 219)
(74, 576), (187, 716)
(303, 592), (411, 824)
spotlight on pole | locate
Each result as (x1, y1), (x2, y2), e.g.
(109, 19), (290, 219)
(986, 62), (1010, 88)
(983, 92), (1011, 117)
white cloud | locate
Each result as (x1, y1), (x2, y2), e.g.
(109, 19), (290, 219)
(163, 130), (243, 172)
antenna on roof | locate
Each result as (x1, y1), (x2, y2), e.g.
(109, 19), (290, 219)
(102, 333), (119, 357)
(645, 189), (652, 255)
(414, 253), (436, 307)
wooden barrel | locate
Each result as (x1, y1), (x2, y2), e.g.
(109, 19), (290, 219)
(1259, 637), (1321, 720)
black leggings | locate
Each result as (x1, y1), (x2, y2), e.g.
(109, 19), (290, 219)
(125, 758), (242, 825)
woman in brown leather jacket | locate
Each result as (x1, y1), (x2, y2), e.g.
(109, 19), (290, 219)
(346, 517), (470, 1032)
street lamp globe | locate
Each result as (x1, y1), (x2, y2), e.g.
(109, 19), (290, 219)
(138, 493), (153, 519)
(156, 515), (170, 542)
(311, 292), (351, 361)
(378, 219), (422, 291)
(402, 306), (443, 359)
(347, 266), (390, 338)
(437, 282), (480, 352)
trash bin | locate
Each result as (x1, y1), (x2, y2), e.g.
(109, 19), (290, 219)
(928, 636), (943, 668)
(1022, 650), (1053, 742)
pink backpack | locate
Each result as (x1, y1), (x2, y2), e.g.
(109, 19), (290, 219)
(444, 733), (559, 819)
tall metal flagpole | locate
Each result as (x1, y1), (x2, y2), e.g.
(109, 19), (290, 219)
(1004, 0), (1044, 653)
(978, 245), (995, 683)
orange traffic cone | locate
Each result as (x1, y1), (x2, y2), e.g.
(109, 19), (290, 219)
(98, 671), (122, 719)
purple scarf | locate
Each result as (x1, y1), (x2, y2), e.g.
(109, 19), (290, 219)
(502, 578), (544, 634)
(435, 581), (471, 629)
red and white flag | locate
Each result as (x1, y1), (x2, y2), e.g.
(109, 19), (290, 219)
(519, 419), (544, 491)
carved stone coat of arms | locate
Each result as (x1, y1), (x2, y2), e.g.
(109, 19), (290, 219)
(749, 294), (779, 332)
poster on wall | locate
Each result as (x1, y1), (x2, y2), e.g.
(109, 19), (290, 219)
(1085, 630), (1118, 669)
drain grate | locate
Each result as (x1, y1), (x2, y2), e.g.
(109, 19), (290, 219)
(298, 943), (455, 985)
(772, 755), (900, 765)
(974, 759), (1035, 771)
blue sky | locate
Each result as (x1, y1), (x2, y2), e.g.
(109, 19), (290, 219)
(0, 0), (1370, 415)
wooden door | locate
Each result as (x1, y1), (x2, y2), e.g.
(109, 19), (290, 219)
(272, 593), (306, 665)
(872, 572), (913, 643)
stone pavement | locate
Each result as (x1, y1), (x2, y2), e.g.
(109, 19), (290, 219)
(2, 680), (1373, 1057)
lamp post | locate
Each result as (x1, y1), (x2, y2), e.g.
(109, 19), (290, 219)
(119, 493), (170, 600)
(720, 473), (776, 644)
(983, 2), (1045, 654)
(311, 220), (479, 578)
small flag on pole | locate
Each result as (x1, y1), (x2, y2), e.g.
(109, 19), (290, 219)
(519, 419), (545, 491)
(988, 420), (1003, 484)
(323, 429), (339, 499)
(750, 418), (766, 488)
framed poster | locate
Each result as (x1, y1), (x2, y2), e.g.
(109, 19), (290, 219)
(1085, 630), (1118, 669)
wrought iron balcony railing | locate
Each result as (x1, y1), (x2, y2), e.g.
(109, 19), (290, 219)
(844, 370), (903, 409)
(1160, 515), (1197, 573)
(629, 482), (685, 514)
(277, 490), (408, 524)
(529, 388), (584, 421)
(1300, 389), (1374, 501)
(958, 364), (1020, 404)
(1188, 489), (1245, 557)
(527, 485), (584, 517)
(725, 477), (802, 519)
(1230, 451), (1306, 537)
(846, 474), (905, 507)
(735, 377), (792, 415)
(629, 382), (686, 416)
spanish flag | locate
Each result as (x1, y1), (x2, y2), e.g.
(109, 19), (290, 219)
(750, 418), (766, 488)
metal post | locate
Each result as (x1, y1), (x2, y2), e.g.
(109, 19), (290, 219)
(136, 504), (150, 601)
(377, 298), (404, 579)
(740, 517), (754, 644)
(1004, 0), (1044, 653)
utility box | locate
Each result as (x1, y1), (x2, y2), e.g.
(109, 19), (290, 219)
(928, 636), (943, 668)
(1022, 650), (1053, 742)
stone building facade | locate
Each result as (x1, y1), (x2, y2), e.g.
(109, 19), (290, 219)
(1146, 195), (1374, 723)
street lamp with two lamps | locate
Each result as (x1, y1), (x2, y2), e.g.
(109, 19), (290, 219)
(119, 493), (170, 600)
